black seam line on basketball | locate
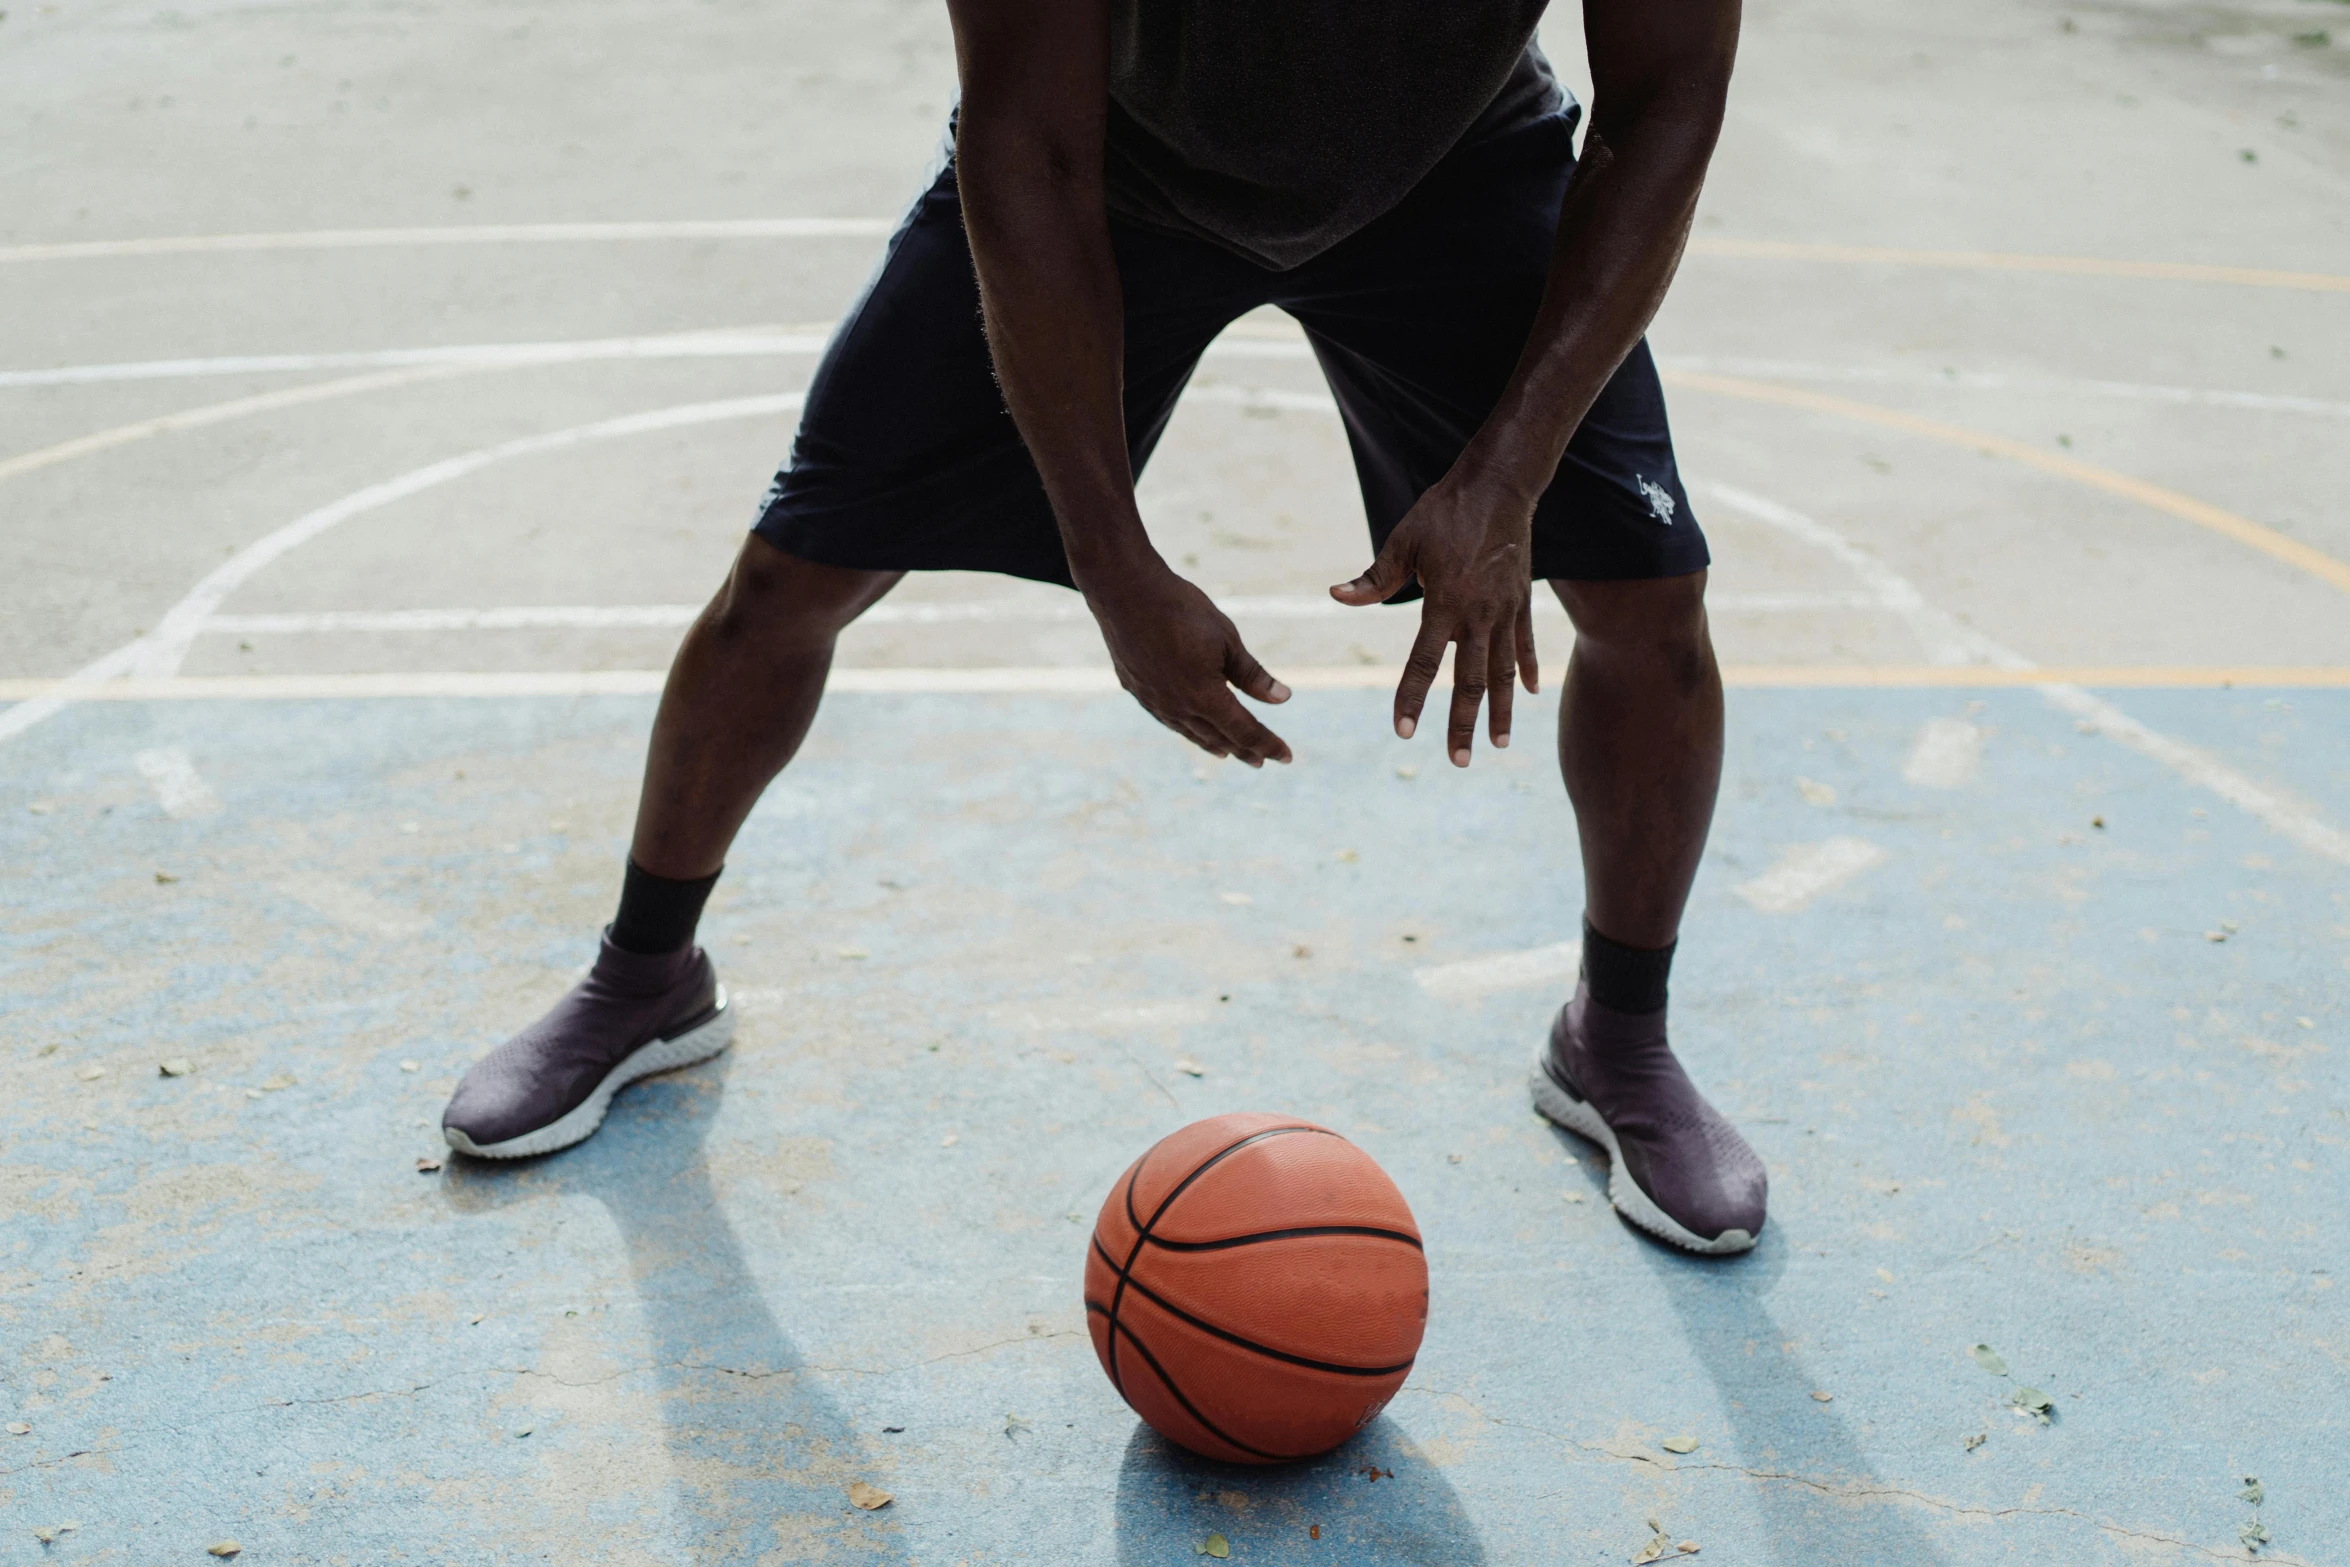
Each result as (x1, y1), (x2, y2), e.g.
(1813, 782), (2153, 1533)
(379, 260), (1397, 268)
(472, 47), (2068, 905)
(1142, 1224), (1424, 1254)
(1100, 1311), (1295, 1464)
(1092, 1236), (1418, 1379)
(1105, 1124), (1337, 1407)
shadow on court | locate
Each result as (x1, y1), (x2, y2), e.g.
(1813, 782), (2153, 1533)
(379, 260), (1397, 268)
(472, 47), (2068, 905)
(444, 1053), (907, 1567)
(1642, 1218), (1954, 1566)
(1113, 1416), (1490, 1566)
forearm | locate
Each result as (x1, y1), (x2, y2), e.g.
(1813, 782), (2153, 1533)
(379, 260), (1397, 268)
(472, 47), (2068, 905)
(957, 122), (1161, 585)
(1458, 58), (1734, 502)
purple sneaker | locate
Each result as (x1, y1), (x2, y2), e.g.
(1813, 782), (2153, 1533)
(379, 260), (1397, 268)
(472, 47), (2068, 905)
(442, 933), (732, 1159)
(1528, 984), (1766, 1254)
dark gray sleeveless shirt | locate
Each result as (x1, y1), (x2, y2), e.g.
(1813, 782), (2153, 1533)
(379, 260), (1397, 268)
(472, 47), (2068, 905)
(1102, 0), (1565, 271)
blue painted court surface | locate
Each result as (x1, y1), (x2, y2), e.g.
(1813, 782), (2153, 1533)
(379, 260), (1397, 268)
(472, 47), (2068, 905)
(5, 685), (2342, 1564)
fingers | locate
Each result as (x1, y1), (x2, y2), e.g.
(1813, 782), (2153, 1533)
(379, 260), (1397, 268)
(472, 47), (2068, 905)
(1447, 628), (1491, 767)
(1487, 628), (1516, 750)
(1207, 692), (1292, 767)
(1514, 599), (1540, 694)
(1224, 643), (1292, 706)
(1394, 618), (1449, 740)
(1330, 539), (1411, 607)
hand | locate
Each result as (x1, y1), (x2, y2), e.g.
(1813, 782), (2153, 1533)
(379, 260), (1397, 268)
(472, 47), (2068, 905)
(1330, 477), (1539, 766)
(1084, 565), (1293, 766)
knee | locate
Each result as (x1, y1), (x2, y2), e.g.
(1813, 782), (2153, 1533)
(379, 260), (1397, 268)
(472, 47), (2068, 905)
(707, 538), (896, 644)
(1552, 572), (1713, 688)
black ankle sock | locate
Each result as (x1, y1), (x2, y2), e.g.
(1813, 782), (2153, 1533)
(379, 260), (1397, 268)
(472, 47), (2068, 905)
(1580, 916), (1675, 1013)
(609, 860), (721, 955)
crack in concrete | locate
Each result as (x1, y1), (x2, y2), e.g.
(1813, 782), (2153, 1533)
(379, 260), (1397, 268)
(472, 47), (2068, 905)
(493, 1329), (1085, 1389)
(0, 1380), (451, 1477)
(1406, 1385), (2305, 1563)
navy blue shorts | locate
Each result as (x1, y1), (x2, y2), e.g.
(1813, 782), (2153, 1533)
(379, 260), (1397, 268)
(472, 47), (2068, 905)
(753, 113), (1707, 591)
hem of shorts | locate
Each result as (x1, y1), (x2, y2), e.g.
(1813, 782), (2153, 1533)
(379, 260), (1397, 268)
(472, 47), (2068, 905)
(750, 516), (1079, 591)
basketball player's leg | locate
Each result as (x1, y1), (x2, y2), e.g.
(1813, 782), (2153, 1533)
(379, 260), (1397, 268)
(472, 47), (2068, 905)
(1286, 110), (1764, 1252)
(1551, 571), (1721, 951)
(1533, 569), (1763, 1254)
(631, 541), (900, 882)
(437, 544), (897, 1159)
(441, 137), (1263, 1160)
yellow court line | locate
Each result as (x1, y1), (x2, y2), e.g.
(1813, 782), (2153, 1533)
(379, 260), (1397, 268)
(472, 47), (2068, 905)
(0, 363), (481, 484)
(6, 666), (2350, 703)
(1686, 238), (2350, 295)
(1663, 371), (2350, 600)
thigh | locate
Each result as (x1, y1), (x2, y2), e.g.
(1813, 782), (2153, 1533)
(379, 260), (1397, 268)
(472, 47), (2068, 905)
(1279, 115), (1710, 588)
(754, 159), (1265, 587)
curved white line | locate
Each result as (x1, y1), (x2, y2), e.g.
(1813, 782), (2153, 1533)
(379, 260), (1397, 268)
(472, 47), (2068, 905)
(0, 330), (1311, 391)
(129, 392), (805, 679)
(0, 328), (834, 389)
(0, 220), (894, 265)
(1702, 481), (2350, 865)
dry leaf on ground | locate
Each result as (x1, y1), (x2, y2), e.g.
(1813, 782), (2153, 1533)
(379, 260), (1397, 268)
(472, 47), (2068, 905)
(1810, 1391), (1833, 1403)
(1963, 1431), (1987, 1451)
(1632, 1534), (1668, 1565)
(208, 1544), (241, 1558)
(1677, 1544), (1700, 1556)
(1661, 1434), (1698, 1454)
(6, 1423), (29, 1435)
(75, 1066), (105, 1081)
(1198, 1535), (1230, 1559)
(847, 1481), (893, 1511)
(1970, 1343), (2007, 1375)
(159, 1058), (195, 1077)
(260, 1075), (297, 1091)
(1174, 1058), (1205, 1077)
(415, 1157), (443, 1174)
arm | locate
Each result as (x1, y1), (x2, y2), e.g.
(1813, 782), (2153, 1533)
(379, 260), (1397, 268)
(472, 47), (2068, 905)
(946, 0), (1292, 764)
(1332, 0), (1741, 764)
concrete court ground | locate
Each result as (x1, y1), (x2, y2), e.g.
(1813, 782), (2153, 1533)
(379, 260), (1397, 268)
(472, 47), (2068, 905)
(3, 0), (2348, 1562)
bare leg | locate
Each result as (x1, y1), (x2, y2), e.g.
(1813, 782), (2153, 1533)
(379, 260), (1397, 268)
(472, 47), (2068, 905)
(630, 535), (901, 879)
(1529, 569), (1762, 1253)
(1550, 570), (1723, 948)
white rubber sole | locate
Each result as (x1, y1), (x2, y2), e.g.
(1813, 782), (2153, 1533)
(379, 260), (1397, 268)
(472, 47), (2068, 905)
(1527, 1060), (1757, 1256)
(443, 988), (734, 1160)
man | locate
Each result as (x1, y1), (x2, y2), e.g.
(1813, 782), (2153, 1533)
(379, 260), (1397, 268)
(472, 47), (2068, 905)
(442, 0), (1766, 1255)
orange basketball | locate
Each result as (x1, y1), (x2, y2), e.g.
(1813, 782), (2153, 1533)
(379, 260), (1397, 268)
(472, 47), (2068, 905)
(1084, 1112), (1429, 1464)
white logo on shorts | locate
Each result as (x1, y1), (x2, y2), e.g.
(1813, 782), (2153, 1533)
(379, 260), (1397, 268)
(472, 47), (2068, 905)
(1637, 476), (1677, 526)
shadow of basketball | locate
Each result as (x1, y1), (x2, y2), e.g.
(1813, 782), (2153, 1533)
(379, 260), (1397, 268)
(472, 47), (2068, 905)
(1112, 1417), (1490, 1565)
(442, 1051), (908, 1567)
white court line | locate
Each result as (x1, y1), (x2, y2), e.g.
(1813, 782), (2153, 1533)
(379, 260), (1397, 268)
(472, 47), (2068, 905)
(8, 377), (2345, 866)
(1901, 716), (1984, 790)
(101, 393), (804, 684)
(132, 747), (222, 818)
(0, 331), (1309, 390)
(0, 328), (835, 389)
(1733, 838), (1890, 914)
(1414, 941), (1582, 1000)
(1658, 357), (2350, 423)
(13, 332), (2342, 425)
(1703, 481), (2350, 865)
(0, 219), (896, 265)
(198, 591), (1877, 636)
